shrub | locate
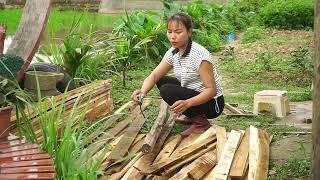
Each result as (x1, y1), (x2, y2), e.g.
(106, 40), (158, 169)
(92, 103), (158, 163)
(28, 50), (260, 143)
(193, 30), (223, 52)
(241, 26), (268, 44)
(259, 0), (314, 29)
(0, 54), (24, 81)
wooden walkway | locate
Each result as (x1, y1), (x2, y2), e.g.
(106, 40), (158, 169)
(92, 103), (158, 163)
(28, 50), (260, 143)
(0, 135), (55, 179)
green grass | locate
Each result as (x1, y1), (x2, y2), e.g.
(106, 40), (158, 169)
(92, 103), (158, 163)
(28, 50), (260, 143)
(269, 158), (311, 179)
(0, 9), (121, 36)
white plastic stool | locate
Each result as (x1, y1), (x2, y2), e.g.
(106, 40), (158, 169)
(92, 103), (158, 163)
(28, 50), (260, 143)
(253, 90), (290, 118)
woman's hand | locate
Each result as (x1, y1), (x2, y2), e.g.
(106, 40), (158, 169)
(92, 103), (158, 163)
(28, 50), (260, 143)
(131, 89), (145, 102)
(170, 100), (192, 114)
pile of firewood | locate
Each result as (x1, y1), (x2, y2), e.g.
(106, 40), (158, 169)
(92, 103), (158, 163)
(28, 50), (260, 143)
(10, 80), (113, 143)
(98, 100), (270, 180)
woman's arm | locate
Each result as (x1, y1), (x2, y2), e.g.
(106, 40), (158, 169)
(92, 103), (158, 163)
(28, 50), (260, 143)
(132, 58), (172, 98)
(170, 60), (217, 114)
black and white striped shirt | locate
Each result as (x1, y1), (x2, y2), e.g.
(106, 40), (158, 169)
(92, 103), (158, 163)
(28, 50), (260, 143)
(164, 41), (223, 98)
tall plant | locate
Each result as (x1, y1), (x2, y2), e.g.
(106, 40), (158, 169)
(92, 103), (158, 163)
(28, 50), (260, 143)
(112, 12), (167, 87)
(35, 88), (105, 179)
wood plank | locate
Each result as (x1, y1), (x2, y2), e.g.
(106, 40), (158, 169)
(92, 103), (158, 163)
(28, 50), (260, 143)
(140, 126), (217, 175)
(230, 130), (249, 179)
(0, 159), (53, 168)
(214, 125), (227, 162)
(107, 152), (143, 180)
(249, 126), (259, 180)
(0, 139), (27, 149)
(153, 135), (182, 163)
(0, 144), (39, 153)
(254, 129), (270, 180)
(142, 100), (169, 154)
(169, 150), (216, 180)
(187, 151), (217, 180)
(202, 166), (217, 180)
(0, 149), (43, 158)
(225, 103), (243, 114)
(0, 165), (55, 174)
(0, 173), (55, 179)
(0, 153), (50, 163)
(172, 133), (201, 155)
(81, 113), (123, 146)
(163, 142), (216, 176)
(214, 130), (242, 180)
(107, 114), (147, 161)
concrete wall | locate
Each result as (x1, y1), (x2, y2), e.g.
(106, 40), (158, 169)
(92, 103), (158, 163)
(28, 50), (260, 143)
(2, 0), (226, 12)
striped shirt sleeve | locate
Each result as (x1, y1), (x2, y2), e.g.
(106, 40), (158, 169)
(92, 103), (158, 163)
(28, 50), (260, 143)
(164, 48), (174, 65)
(194, 49), (214, 72)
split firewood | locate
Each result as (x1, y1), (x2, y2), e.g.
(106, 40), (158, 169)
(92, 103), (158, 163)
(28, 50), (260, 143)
(214, 125), (227, 162)
(142, 100), (169, 154)
(140, 126), (217, 175)
(230, 130), (249, 179)
(214, 130), (242, 180)
(122, 113), (175, 180)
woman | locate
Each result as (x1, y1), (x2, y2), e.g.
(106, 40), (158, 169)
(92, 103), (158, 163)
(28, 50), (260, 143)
(131, 12), (224, 136)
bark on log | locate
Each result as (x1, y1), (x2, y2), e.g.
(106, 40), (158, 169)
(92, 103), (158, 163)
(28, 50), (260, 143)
(142, 100), (169, 154)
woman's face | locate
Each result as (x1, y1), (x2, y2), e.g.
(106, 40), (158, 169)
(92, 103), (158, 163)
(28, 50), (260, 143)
(167, 21), (191, 49)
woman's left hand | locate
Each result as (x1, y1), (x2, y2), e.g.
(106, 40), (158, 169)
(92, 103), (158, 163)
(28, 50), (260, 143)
(170, 100), (192, 114)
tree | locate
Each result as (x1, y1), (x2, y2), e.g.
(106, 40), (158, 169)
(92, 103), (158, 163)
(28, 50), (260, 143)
(313, 0), (320, 179)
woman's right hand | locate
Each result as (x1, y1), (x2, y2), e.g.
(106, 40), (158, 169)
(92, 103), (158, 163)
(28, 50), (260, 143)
(131, 89), (145, 102)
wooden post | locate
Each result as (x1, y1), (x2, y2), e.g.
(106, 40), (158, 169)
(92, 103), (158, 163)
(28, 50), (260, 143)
(313, 0), (320, 179)
(0, 25), (6, 55)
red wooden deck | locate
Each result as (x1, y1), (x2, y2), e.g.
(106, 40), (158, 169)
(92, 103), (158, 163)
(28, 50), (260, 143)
(0, 135), (55, 179)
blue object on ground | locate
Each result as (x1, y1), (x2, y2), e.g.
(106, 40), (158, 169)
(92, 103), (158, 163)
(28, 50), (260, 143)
(227, 33), (236, 43)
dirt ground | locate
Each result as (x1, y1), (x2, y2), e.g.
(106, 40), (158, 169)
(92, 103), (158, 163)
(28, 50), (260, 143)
(270, 101), (312, 167)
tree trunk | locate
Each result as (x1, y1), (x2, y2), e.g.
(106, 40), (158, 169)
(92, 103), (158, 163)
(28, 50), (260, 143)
(313, 0), (320, 179)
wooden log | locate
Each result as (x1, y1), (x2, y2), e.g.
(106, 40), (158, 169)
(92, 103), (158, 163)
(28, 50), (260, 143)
(214, 130), (242, 180)
(230, 130), (249, 179)
(214, 125), (227, 162)
(6, 0), (51, 81)
(142, 100), (169, 154)
(123, 113), (174, 180)
(225, 103), (243, 114)
(140, 126), (217, 175)
(187, 151), (217, 180)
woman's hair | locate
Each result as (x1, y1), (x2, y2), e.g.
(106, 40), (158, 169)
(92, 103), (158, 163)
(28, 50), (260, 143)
(167, 12), (193, 31)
